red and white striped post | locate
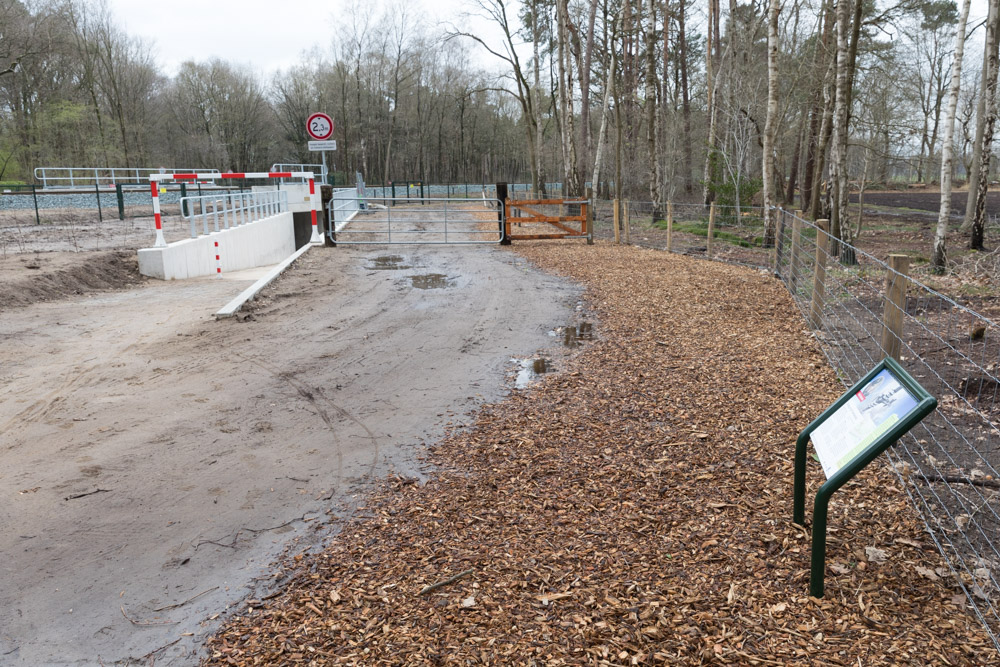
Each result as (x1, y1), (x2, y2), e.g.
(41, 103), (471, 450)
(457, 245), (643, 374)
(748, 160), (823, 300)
(150, 181), (166, 247)
(214, 240), (222, 278)
(308, 178), (322, 244)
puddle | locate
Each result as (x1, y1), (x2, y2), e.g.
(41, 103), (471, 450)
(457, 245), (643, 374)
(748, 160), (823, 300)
(515, 357), (551, 388)
(550, 321), (595, 347)
(410, 273), (454, 289)
(367, 255), (412, 270)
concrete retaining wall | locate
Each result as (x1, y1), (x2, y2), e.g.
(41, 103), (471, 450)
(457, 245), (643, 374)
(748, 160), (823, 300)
(137, 212), (295, 280)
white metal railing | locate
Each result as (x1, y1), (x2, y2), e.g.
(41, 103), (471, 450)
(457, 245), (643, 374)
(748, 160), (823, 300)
(330, 188), (360, 231)
(179, 190), (288, 238)
(271, 163), (327, 184)
(34, 167), (221, 189)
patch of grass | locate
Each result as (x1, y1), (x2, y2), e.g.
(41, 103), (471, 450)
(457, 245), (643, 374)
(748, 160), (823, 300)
(653, 219), (762, 248)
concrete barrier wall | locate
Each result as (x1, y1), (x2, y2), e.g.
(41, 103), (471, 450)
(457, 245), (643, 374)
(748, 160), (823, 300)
(137, 212), (296, 280)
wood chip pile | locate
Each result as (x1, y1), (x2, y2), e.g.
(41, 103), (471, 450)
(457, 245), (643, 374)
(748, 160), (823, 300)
(205, 243), (995, 664)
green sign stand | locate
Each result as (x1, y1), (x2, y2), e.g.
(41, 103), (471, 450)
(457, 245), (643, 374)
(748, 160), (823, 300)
(793, 356), (936, 598)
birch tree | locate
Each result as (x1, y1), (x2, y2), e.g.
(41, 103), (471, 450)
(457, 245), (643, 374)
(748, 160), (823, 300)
(931, 0), (973, 272)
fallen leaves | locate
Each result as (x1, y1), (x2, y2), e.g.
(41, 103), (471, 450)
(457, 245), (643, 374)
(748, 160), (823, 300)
(203, 243), (996, 665)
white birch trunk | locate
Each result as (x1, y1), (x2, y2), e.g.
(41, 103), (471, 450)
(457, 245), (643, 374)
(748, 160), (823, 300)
(932, 0), (973, 272)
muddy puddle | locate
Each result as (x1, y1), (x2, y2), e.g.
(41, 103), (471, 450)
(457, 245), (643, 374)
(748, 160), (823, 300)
(410, 273), (455, 289)
(550, 321), (594, 348)
(367, 255), (413, 270)
(515, 357), (552, 388)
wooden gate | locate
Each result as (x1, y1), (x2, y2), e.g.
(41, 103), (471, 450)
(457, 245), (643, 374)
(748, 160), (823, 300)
(504, 197), (592, 242)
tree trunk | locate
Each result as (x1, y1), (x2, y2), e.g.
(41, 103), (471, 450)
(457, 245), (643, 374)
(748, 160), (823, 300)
(678, 0), (693, 194)
(702, 0), (717, 205)
(645, 0), (662, 218)
(763, 0), (780, 246)
(932, 0), (973, 272)
(969, 0), (1000, 249)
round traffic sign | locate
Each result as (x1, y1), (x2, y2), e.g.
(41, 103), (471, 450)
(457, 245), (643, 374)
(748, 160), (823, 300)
(306, 112), (334, 141)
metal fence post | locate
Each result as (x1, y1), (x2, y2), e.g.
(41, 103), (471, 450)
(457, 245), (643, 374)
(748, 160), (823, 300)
(773, 208), (787, 275)
(95, 184), (103, 223)
(881, 254), (910, 361)
(809, 219), (830, 329)
(707, 203), (716, 256)
(180, 183), (188, 217)
(116, 184), (125, 220)
(497, 182), (510, 245)
(31, 184), (40, 225)
(666, 201), (674, 252)
(586, 186), (594, 245)
(613, 198), (620, 244)
(789, 211), (803, 291)
(623, 200), (631, 245)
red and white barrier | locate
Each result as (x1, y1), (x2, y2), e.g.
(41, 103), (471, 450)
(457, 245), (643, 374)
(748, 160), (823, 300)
(148, 171), (321, 248)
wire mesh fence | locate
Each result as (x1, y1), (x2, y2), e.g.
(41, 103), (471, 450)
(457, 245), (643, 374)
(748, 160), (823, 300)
(771, 211), (1000, 651)
(599, 200), (1000, 649)
(592, 199), (774, 269)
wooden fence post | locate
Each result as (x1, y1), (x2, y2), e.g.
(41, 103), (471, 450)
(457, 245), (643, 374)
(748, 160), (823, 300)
(613, 198), (621, 244)
(666, 201), (673, 252)
(707, 203), (716, 256)
(809, 219), (830, 329)
(789, 210), (803, 290)
(881, 254), (910, 361)
(624, 201), (631, 244)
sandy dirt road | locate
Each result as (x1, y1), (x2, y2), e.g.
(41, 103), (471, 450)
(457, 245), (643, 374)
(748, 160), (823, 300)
(0, 244), (581, 665)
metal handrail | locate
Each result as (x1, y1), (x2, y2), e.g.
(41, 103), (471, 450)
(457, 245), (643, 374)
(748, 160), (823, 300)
(33, 167), (220, 189)
(179, 190), (288, 239)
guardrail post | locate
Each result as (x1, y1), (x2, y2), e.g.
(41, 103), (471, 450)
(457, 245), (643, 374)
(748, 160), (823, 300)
(707, 202), (716, 256)
(809, 219), (830, 329)
(613, 198), (620, 244)
(881, 254), (910, 361)
(586, 186), (594, 245)
(667, 201), (674, 252)
(789, 211), (803, 290)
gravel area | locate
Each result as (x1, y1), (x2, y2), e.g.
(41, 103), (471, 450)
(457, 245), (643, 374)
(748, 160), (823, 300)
(203, 242), (995, 664)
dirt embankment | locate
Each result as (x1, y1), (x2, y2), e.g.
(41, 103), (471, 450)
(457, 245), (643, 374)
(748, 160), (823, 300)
(0, 250), (144, 310)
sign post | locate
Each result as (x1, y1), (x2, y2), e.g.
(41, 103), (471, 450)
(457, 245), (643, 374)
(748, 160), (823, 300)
(793, 356), (936, 598)
(306, 113), (335, 185)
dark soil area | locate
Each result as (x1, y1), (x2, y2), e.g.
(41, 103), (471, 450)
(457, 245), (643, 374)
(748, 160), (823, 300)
(852, 189), (1000, 217)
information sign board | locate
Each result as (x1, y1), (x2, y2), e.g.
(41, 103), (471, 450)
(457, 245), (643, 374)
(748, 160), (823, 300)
(792, 356), (936, 598)
(810, 368), (919, 478)
(306, 112), (334, 141)
(308, 140), (337, 151)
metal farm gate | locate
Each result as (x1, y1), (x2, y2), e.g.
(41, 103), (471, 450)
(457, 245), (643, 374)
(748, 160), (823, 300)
(329, 194), (503, 245)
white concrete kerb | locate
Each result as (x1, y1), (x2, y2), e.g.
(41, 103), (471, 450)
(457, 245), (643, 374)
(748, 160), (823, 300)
(215, 242), (314, 319)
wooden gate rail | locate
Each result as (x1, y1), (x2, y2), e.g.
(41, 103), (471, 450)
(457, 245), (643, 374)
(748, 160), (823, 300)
(504, 198), (591, 241)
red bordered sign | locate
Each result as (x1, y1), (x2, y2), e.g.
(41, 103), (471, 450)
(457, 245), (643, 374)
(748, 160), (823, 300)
(306, 112), (334, 141)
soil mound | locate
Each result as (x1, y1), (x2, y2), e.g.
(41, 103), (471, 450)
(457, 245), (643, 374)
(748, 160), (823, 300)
(0, 250), (144, 310)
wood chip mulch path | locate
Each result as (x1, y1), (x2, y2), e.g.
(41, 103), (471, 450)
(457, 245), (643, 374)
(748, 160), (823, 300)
(204, 242), (995, 665)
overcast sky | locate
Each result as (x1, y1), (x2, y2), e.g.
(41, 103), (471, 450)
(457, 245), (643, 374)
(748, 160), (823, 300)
(106, 0), (994, 81)
(105, 0), (504, 77)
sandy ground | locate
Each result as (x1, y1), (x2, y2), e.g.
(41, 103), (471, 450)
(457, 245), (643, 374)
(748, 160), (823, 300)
(0, 244), (582, 665)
